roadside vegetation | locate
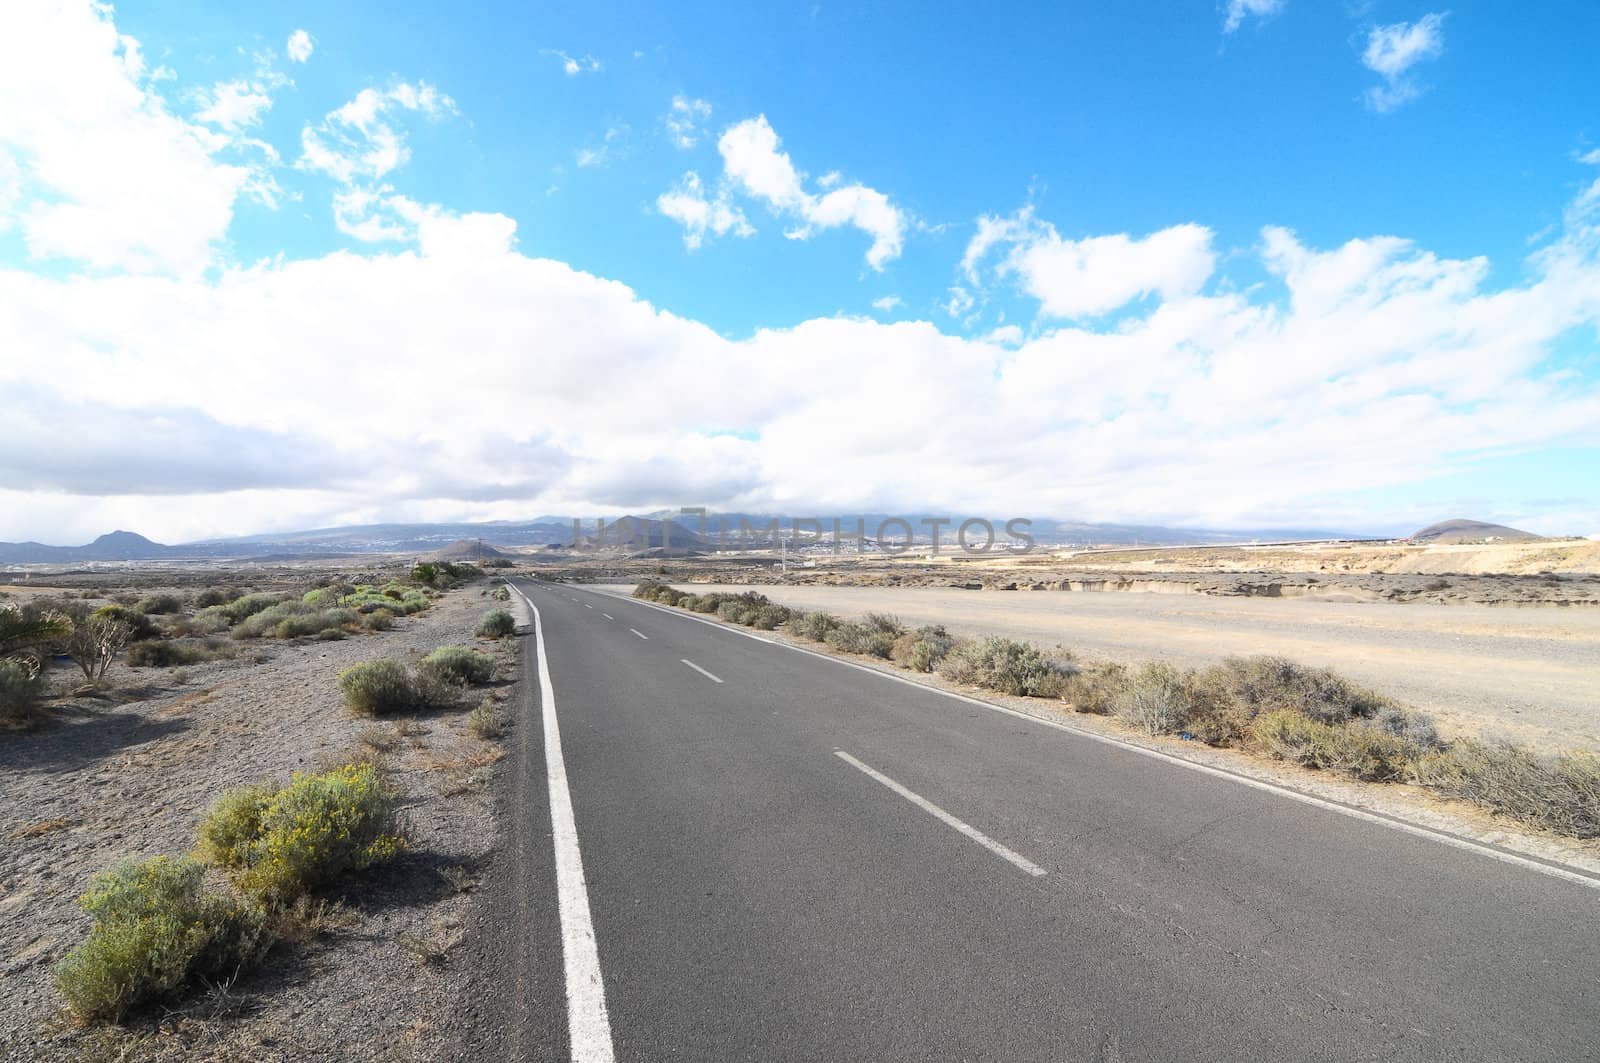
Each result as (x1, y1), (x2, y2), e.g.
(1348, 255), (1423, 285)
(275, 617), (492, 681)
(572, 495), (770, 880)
(633, 580), (1600, 840)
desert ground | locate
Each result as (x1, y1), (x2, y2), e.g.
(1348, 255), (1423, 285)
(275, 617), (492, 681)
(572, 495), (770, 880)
(573, 537), (1600, 751)
(0, 570), (516, 1061)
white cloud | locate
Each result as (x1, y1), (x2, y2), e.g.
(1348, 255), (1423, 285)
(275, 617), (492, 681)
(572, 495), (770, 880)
(286, 29), (314, 63)
(196, 79), (273, 130)
(871, 295), (902, 313)
(298, 81), (458, 240)
(715, 115), (906, 268)
(1362, 13), (1446, 113)
(1580, 148), (1600, 166)
(657, 171), (754, 249)
(4, 175), (1600, 541)
(550, 50), (601, 76)
(0, 1), (249, 274)
(665, 95), (712, 149)
(964, 205), (1217, 318)
(576, 125), (626, 169)
(1223, 0), (1284, 33)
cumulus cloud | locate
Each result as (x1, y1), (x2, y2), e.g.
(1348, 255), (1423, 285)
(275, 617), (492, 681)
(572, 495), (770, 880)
(1362, 13), (1446, 112)
(964, 205), (1217, 318)
(196, 79), (274, 130)
(0, 1), (249, 274)
(1223, 0), (1284, 33)
(286, 29), (314, 63)
(712, 115), (907, 269)
(657, 171), (754, 249)
(665, 95), (712, 149)
(8, 167), (1600, 541)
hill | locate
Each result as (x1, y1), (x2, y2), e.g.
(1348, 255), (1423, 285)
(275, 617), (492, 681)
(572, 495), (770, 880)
(0, 530), (175, 564)
(427, 540), (515, 561)
(1410, 519), (1543, 545)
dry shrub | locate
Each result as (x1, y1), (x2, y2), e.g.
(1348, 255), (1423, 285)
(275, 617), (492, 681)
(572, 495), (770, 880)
(938, 637), (1075, 697)
(1414, 741), (1600, 838)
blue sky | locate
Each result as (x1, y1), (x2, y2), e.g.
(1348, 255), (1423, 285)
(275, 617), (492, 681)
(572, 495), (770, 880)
(0, 1), (1597, 542)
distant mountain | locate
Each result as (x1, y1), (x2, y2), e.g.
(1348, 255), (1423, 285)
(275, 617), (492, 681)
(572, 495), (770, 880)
(1409, 519), (1542, 545)
(0, 530), (176, 564)
(427, 539), (515, 561)
(0, 512), (1372, 566)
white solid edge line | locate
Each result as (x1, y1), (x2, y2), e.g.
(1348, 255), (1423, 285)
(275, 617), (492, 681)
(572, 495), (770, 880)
(629, 628), (648, 640)
(836, 751), (1046, 877)
(567, 582), (1600, 893)
(513, 584), (617, 1062)
(681, 658), (724, 684)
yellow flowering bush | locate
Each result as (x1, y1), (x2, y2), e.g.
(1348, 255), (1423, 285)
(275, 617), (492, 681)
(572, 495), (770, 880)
(196, 764), (405, 901)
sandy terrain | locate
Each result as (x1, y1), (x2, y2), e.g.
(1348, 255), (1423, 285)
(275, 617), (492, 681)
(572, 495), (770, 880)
(602, 582), (1600, 752)
(0, 584), (514, 1061)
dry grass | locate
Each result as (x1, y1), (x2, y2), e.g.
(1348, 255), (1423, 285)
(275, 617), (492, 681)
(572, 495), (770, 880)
(11, 817), (77, 839)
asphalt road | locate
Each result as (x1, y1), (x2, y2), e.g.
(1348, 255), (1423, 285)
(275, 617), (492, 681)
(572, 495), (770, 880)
(471, 577), (1600, 1062)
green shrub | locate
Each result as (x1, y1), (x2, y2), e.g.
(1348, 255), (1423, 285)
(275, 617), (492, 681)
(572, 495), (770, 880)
(1114, 662), (1190, 735)
(0, 658), (45, 725)
(419, 645), (495, 687)
(56, 856), (271, 1023)
(194, 587), (232, 608)
(197, 765), (405, 901)
(824, 621), (896, 658)
(789, 611), (841, 641)
(1251, 711), (1418, 782)
(338, 659), (420, 716)
(232, 602), (356, 640)
(126, 641), (213, 668)
(362, 608), (394, 632)
(135, 594), (183, 615)
(716, 600), (755, 625)
(216, 593), (286, 625)
(939, 637), (1075, 697)
(468, 701), (506, 740)
(1414, 741), (1600, 838)
(91, 605), (158, 641)
(749, 604), (793, 630)
(476, 610), (515, 638)
(890, 625), (956, 672)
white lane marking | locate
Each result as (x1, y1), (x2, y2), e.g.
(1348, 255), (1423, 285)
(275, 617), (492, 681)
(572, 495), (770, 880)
(575, 583), (1600, 893)
(513, 585), (617, 1063)
(680, 658), (724, 684)
(629, 628), (648, 640)
(601, 613), (613, 621)
(835, 751), (1046, 877)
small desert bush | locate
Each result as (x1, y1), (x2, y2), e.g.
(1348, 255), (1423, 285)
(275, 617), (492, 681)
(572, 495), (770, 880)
(338, 659), (420, 716)
(491, 585), (511, 601)
(419, 645), (495, 687)
(0, 658), (45, 725)
(468, 701), (506, 739)
(126, 641), (214, 668)
(1413, 741), (1600, 838)
(56, 855), (272, 1023)
(194, 587), (233, 608)
(716, 600), (755, 625)
(824, 621), (896, 659)
(789, 611), (841, 641)
(91, 605), (159, 642)
(476, 610), (516, 638)
(230, 602), (356, 640)
(214, 593), (286, 625)
(889, 625), (957, 672)
(1061, 662), (1129, 715)
(939, 637), (1075, 697)
(362, 607), (395, 631)
(1252, 710), (1419, 782)
(749, 604), (793, 630)
(196, 765), (404, 901)
(1114, 663), (1190, 735)
(135, 594), (183, 616)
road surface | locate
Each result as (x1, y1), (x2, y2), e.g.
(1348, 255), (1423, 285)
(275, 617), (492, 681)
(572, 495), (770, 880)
(465, 577), (1600, 1062)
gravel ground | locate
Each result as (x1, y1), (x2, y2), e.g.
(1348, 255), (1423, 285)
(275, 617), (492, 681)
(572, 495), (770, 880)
(0, 584), (518, 1062)
(596, 582), (1600, 751)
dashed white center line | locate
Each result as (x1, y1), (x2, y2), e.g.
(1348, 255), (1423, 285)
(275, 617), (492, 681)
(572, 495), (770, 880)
(680, 659), (724, 684)
(834, 751), (1047, 877)
(584, 604), (593, 609)
(601, 613), (613, 621)
(629, 628), (648, 640)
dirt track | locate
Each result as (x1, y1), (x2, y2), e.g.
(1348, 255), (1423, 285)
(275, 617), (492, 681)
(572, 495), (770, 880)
(608, 583), (1600, 751)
